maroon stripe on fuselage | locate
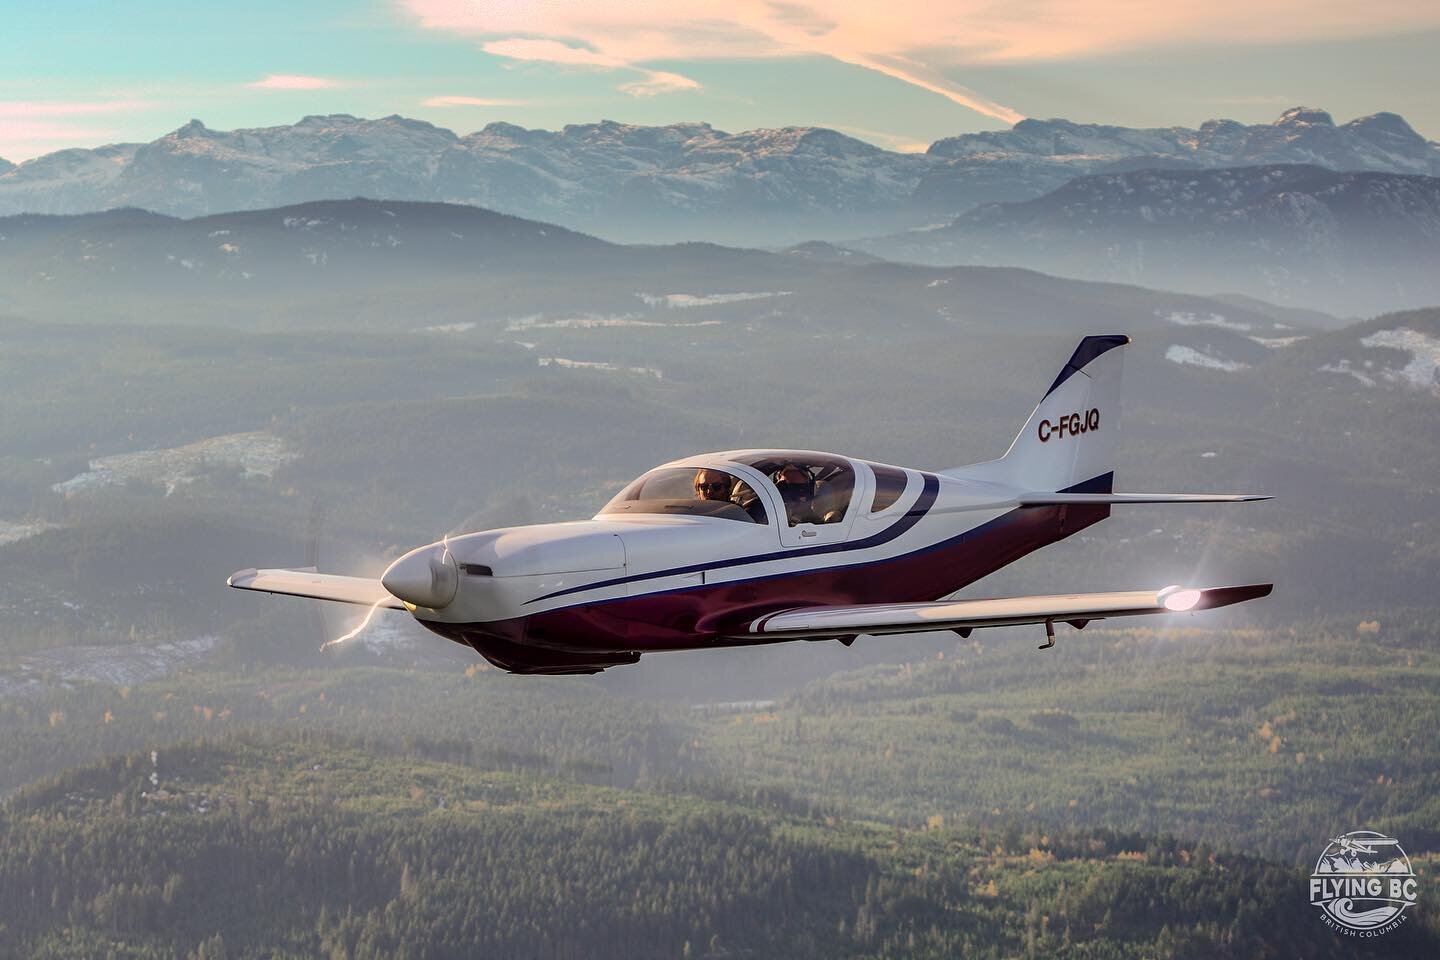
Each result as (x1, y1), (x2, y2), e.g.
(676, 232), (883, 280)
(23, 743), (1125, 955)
(420, 501), (1109, 656)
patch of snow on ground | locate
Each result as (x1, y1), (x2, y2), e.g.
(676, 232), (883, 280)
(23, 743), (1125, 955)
(421, 321), (475, 333)
(538, 357), (662, 379)
(508, 314), (721, 330)
(1249, 335), (1308, 348)
(0, 520), (51, 546)
(636, 291), (790, 309)
(1361, 328), (1440, 393)
(0, 635), (218, 698)
(1319, 361), (1376, 387)
(52, 432), (293, 497)
(1164, 345), (1248, 372)
(1200, 451), (1218, 458)
(1162, 311), (1253, 332)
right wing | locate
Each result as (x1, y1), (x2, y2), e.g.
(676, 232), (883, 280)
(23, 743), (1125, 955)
(739, 584), (1272, 640)
(228, 568), (406, 610)
(1018, 492), (1270, 505)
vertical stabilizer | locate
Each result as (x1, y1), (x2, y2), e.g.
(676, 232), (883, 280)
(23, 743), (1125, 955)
(985, 335), (1128, 493)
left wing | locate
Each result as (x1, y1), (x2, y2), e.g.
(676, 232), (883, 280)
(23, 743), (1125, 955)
(738, 584), (1271, 640)
(228, 568), (406, 610)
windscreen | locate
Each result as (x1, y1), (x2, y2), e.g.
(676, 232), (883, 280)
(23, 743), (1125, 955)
(600, 467), (768, 523)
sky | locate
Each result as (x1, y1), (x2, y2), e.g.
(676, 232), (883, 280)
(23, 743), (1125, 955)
(1, 0), (1438, 162)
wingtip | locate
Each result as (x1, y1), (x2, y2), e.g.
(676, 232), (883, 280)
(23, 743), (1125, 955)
(228, 568), (258, 588)
(1197, 583), (1274, 609)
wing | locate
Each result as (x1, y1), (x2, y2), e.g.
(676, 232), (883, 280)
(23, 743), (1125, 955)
(931, 492), (1271, 514)
(738, 584), (1272, 640)
(228, 568), (406, 610)
(1019, 493), (1270, 505)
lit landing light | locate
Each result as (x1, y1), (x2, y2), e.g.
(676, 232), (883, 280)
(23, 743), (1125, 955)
(1159, 585), (1203, 612)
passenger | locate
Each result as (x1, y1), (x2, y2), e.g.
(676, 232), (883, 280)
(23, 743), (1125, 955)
(692, 469), (734, 502)
(774, 464), (821, 525)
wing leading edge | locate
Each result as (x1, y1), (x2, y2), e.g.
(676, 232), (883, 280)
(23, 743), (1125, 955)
(228, 568), (406, 610)
(739, 584), (1272, 640)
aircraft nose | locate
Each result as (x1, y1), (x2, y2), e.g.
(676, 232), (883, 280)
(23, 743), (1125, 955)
(381, 543), (459, 609)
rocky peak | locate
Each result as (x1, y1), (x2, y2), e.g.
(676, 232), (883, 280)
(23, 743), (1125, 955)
(296, 114), (362, 127)
(1274, 107), (1335, 128)
(1344, 111), (1425, 144)
(172, 119), (211, 139)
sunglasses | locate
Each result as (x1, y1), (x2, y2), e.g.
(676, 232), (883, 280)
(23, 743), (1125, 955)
(694, 481), (730, 493)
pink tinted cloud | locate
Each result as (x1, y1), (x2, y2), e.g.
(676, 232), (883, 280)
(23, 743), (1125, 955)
(0, 101), (148, 161)
(400, 0), (1440, 123)
(479, 38), (703, 98)
(247, 74), (338, 91)
(0, 100), (147, 118)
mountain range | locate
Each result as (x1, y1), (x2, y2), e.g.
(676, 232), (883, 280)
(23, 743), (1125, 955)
(860, 164), (1440, 316)
(0, 197), (1332, 336)
(0, 108), (1434, 247)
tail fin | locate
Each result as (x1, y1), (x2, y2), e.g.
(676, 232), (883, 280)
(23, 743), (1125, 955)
(989, 335), (1128, 493)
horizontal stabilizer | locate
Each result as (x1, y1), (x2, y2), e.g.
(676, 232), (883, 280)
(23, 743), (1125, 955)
(739, 583), (1272, 640)
(228, 568), (406, 610)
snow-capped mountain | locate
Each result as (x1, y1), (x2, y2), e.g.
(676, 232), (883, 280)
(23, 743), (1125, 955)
(916, 108), (1440, 211)
(861, 165), (1440, 316)
(0, 108), (1434, 246)
(0, 115), (931, 244)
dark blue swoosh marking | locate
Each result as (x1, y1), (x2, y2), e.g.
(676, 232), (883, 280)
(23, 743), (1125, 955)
(1044, 335), (1129, 398)
(526, 472), (942, 605)
(536, 494), (1034, 620)
(1062, 470), (1114, 494)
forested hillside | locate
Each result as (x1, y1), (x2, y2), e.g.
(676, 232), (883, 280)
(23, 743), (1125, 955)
(6, 737), (1428, 959)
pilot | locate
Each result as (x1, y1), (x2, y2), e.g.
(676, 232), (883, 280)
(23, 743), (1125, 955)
(692, 469), (734, 502)
(774, 463), (822, 525)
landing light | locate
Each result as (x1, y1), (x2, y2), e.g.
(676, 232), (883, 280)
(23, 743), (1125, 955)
(1160, 586), (1203, 612)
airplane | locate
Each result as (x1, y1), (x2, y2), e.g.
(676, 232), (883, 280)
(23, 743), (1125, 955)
(229, 334), (1272, 674)
(1329, 836), (1401, 856)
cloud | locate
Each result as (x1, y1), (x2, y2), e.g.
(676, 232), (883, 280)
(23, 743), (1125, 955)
(0, 101), (150, 162)
(620, 71), (703, 97)
(479, 38), (703, 98)
(247, 74), (338, 91)
(422, 95), (530, 107)
(0, 99), (148, 118)
(400, 0), (1440, 123)
(828, 124), (930, 153)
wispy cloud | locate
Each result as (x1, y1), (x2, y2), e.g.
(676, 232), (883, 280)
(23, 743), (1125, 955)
(828, 124), (930, 153)
(247, 74), (338, 91)
(620, 71), (702, 97)
(0, 100), (152, 162)
(0, 99), (148, 118)
(422, 95), (530, 107)
(479, 38), (703, 98)
(399, 1), (1440, 123)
